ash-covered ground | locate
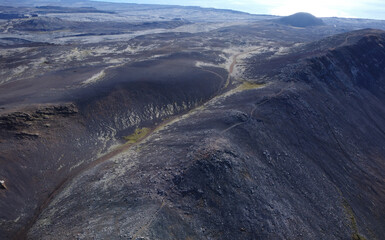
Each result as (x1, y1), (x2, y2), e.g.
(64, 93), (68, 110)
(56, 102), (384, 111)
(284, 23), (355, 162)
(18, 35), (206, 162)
(1, 1), (385, 239)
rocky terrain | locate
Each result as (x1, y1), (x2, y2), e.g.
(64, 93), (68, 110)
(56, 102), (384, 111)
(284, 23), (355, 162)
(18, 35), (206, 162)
(1, 1), (385, 239)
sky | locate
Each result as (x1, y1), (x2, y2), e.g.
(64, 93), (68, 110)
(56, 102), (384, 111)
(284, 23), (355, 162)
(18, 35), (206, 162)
(94, 0), (385, 19)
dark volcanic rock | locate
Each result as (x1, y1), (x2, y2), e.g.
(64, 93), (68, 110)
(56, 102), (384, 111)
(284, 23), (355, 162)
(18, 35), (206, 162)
(35, 104), (78, 116)
(0, 112), (34, 130)
(0, 37), (34, 46)
(8, 16), (190, 34)
(278, 29), (385, 100)
(10, 17), (71, 32)
(34, 6), (114, 14)
(0, 13), (26, 19)
(1, 2), (385, 238)
(0, 104), (78, 131)
(0, 56), (227, 239)
(278, 12), (325, 27)
(24, 29), (385, 240)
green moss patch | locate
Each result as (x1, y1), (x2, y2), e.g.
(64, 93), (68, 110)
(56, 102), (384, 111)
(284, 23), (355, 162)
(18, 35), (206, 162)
(124, 127), (151, 144)
(342, 199), (367, 240)
(237, 81), (265, 91)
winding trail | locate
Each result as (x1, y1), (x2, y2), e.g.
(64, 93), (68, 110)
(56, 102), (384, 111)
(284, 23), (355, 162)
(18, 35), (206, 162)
(131, 201), (166, 240)
(226, 51), (246, 87)
(15, 50), (250, 239)
(221, 82), (294, 134)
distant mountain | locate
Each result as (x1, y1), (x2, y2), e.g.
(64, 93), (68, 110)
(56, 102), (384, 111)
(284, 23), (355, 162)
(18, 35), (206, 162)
(278, 12), (325, 27)
(0, 0), (90, 7)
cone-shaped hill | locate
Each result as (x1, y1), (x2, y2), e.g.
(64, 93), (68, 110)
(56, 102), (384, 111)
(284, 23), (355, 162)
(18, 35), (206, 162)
(278, 12), (325, 27)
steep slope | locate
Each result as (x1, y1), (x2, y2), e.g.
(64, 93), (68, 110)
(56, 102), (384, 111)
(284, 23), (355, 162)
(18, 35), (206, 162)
(0, 54), (227, 239)
(26, 29), (385, 239)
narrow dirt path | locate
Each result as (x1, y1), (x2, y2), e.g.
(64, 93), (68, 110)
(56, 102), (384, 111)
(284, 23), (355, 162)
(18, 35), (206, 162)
(221, 82), (294, 134)
(131, 201), (166, 240)
(226, 51), (244, 87)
